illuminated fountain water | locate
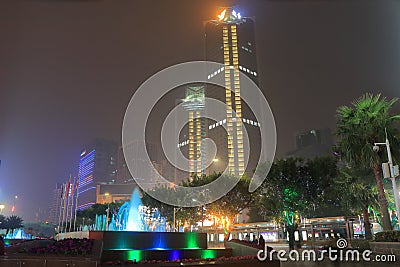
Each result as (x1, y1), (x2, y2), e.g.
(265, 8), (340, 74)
(98, 187), (166, 232)
(89, 188), (228, 262)
(126, 187), (142, 231)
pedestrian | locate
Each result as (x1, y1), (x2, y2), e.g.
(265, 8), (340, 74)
(259, 234), (265, 248)
(0, 235), (5, 256)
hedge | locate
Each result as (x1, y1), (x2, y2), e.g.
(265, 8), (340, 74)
(374, 231), (400, 242)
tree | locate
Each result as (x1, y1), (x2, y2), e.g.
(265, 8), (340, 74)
(4, 215), (24, 234)
(196, 174), (258, 241)
(142, 173), (257, 237)
(0, 215), (6, 231)
(76, 203), (122, 226)
(336, 93), (400, 230)
(256, 157), (339, 250)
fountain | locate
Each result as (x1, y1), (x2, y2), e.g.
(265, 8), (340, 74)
(74, 187), (230, 263)
(126, 188), (142, 231)
(94, 188), (166, 232)
(5, 229), (28, 239)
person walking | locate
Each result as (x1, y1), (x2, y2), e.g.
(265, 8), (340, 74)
(0, 235), (5, 256)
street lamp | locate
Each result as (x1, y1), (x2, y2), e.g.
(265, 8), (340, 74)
(374, 133), (400, 225)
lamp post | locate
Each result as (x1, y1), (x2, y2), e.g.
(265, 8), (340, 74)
(374, 134), (400, 226)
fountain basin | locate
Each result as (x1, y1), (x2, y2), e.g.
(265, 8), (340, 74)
(83, 231), (231, 262)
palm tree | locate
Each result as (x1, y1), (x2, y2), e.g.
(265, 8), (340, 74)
(4, 215), (24, 235)
(0, 215), (6, 230)
(336, 93), (400, 231)
(336, 166), (378, 240)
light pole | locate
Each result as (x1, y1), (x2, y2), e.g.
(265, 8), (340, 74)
(374, 134), (400, 226)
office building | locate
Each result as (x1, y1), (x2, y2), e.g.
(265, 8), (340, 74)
(77, 138), (117, 210)
(204, 7), (261, 176)
(287, 128), (334, 158)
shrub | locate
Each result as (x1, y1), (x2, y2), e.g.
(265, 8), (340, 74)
(350, 239), (370, 251)
(374, 231), (400, 242)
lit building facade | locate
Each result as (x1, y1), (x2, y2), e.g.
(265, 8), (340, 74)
(96, 183), (138, 204)
(77, 138), (117, 210)
(205, 8), (261, 176)
(181, 85), (206, 178)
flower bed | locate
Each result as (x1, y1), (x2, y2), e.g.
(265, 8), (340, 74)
(28, 238), (94, 255)
(102, 255), (257, 266)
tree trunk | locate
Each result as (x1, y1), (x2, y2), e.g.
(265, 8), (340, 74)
(362, 206), (372, 240)
(373, 163), (392, 231)
(287, 224), (296, 250)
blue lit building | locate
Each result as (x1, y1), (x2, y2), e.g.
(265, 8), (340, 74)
(77, 138), (117, 210)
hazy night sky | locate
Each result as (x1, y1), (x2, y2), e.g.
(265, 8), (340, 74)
(1, 0), (400, 221)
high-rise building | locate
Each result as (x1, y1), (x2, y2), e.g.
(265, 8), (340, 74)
(205, 7), (261, 176)
(181, 85), (206, 178)
(287, 128), (334, 158)
(48, 183), (63, 224)
(77, 138), (117, 210)
(116, 141), (160, 185)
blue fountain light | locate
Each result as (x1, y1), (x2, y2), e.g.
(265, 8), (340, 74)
(99, 187), (166, 232)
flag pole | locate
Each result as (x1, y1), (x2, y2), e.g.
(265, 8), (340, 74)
(68, 177), (75, 232)
(57, 183), (63, 235)
(61, 182), (67, 233)
(74, 179), (79, 231)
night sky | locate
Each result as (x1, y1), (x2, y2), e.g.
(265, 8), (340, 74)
(1, 0), (400, 221)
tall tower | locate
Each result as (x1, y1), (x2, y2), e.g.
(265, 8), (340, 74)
(205, 7), (261, 176)
(181, 85), (206, 178)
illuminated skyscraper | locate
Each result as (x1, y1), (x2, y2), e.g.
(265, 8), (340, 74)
(181, 85), (206, 178)
(205, 7), (261, 176)
(77, 138), (117, 210)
